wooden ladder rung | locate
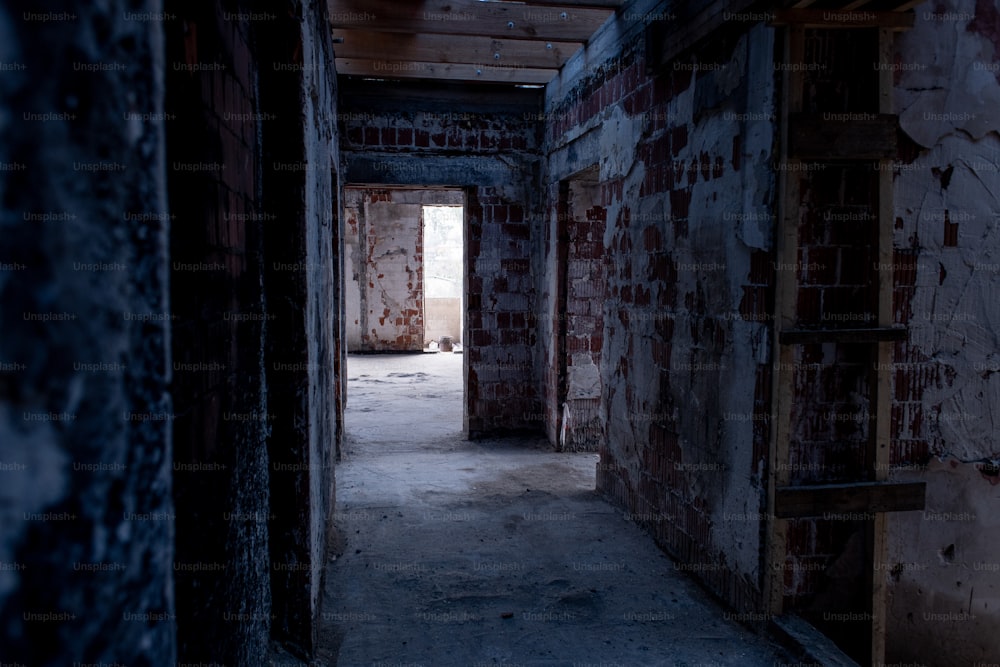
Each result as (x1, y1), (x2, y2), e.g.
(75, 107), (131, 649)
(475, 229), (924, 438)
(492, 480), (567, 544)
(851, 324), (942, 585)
(774, 481), (926, 519)
(779, 327), (907, 344)
(788, 113), (898, 160)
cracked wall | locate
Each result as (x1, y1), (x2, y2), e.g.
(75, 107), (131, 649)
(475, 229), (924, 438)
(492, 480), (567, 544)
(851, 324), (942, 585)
(541, 9), (778, 616)
(884, 2), (1000, 663)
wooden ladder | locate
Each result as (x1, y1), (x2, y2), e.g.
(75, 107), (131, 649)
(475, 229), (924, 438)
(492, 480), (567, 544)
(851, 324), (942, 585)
(766, 10), (925, 665)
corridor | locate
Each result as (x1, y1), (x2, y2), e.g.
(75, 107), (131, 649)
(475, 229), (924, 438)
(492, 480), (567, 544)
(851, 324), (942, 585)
(2, 1), (997, 665)
(319, 354), (794, 666)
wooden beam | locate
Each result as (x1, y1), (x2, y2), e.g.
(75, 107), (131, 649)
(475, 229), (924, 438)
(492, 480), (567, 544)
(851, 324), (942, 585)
(770, 9), (915, 29)
(333, 29), (578, 69)
(766, 22), (806, 622)
(327, 0), (614, 42)
(869, 27), (897, 667)
(779, 327), (906, 344)
(842, 0), (877, 9)
(774, 482), (926, 519)
(335, 58), (557, 84)
(889, 0), (926, 11)
(788, 113), (898, 160)
(516, 0), (622, 7)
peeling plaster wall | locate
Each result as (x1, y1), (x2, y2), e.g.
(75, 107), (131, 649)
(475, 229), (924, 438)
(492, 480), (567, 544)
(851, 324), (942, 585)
(344, 188), (464, 353)
(885, 2), (1000, 662)
(542, 6), (777, 615)
(0, 1), (174, 664)
(347, 191), (425, 352)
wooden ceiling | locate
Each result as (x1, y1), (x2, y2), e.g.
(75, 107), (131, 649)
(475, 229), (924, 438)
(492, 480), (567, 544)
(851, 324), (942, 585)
(327, 0), (624, 86)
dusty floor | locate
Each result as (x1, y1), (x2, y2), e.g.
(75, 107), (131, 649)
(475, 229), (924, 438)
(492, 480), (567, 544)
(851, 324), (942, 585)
(316, 352), (793, 667)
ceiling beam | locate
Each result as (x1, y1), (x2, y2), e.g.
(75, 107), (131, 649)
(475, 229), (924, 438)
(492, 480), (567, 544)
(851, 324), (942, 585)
(841, 0), (877, 9)
(333, 29), (579, 69)
(335, 58), (557, 85)
(514, 0), (622, 6)
(327, 0), (614, 42)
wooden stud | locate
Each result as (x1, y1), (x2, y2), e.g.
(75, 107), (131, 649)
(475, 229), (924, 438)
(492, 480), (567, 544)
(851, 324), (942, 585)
(787, 113), (898, 160)
(868, 25), (898, 667)
(766, 22), (806, 621)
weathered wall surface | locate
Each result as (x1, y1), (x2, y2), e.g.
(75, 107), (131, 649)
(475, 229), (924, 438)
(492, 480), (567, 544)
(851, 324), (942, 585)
(164, 3), (273, 662)
(884, 2), (1000, 663)
(260, 0), (341, 656)
(339, 83), (543, 436)
(344, 188), (463, 353)
(542, 2), (777, 615)
(345, 191), (425, 352)
(553, 172), (608, 451)
(166, 0), (339, 661)
(0, 1), (174, 664)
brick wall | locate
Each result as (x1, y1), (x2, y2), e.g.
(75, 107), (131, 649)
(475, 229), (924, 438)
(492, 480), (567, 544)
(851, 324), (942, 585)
(542, 17), (778, 617)
(339, 82), (543, 436)
(781, 38), (882, 633)
(344, 187), (465, 353)
(551, 174), (608, 450)
(166, 0), (339, 661)
(345, 189), (425, 352)
(165, 3), (273, 663)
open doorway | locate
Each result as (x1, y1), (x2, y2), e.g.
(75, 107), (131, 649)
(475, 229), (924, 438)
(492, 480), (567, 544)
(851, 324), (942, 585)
(342, 187), (466, 452)
(556, 167), (606, 452)
(344, 187), (465, 354)
(422, 205), (464, 351)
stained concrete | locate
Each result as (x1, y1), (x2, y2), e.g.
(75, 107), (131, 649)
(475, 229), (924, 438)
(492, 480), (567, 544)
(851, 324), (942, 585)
(318, 353), (794, 667)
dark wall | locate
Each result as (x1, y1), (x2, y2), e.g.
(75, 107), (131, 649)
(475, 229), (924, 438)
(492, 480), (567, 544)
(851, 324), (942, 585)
(0, 1), (174, 664)
(165, 2), (272, 663)
(259, 0), (341, 656)
(165, 0), (339, 662)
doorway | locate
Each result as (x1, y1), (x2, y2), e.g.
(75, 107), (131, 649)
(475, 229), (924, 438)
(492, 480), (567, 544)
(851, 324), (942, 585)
(556, 167), (606, 451)
(342, 187), (467, 447)
(344, 187), (465, 354)
(422, 205), (464, 351)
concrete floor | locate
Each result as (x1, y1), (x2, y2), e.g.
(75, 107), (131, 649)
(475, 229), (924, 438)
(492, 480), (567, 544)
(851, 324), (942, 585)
(317, 352), (794, 667)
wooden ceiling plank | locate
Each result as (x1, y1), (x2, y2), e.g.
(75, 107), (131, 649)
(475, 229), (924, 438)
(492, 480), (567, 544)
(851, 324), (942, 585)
(327, 0), (613, 42)
(335, 58), (557, 84)
(516, 0), (623, 7)
(841, 0), (877, 9)
(333, 29), (579, 69)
